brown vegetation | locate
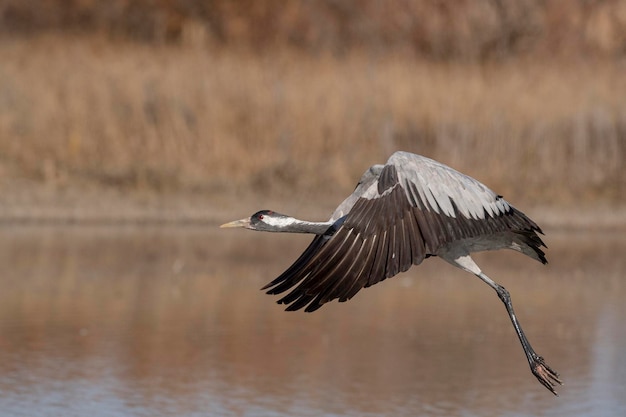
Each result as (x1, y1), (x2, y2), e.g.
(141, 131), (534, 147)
(0, 1), (625, 212)
(0, 35), (624, 208)
(3, 0), (626, 60)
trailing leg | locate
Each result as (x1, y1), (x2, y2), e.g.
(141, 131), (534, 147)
(442, 253), (562, 395)
(478, 272), (562, 395)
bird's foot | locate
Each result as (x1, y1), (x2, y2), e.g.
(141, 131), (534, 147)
(530, 354), (562, 396)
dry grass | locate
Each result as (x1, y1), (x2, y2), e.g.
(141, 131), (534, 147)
(4, 0), (626, 60)
(0, 35), (625, 206)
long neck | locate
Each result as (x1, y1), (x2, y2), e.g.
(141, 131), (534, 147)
(280, 218), (334, 234)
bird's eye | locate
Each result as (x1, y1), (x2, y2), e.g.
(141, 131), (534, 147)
(259, 214), (264, 220)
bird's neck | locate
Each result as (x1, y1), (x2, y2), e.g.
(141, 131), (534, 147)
(281, 219), (334, 234)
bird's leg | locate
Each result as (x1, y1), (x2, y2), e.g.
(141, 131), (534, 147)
(442, 253), (562, 395)
(475, 271), (562, 395)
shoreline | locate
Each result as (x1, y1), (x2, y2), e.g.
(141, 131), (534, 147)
(1, 184), (623, 232)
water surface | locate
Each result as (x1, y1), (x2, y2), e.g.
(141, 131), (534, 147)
(0, 225), (624, 416)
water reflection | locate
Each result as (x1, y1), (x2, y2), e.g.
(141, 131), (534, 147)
(0, 225), (624, 416)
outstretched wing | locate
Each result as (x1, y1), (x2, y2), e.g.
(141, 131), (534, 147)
(262, 151), (545, 312)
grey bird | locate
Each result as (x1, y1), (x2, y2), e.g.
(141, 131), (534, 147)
(221, 151), (562, 395)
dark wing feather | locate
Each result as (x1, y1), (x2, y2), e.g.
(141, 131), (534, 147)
(409, 192), (546, 263)
(261, 233), (329, 294)
(263, 166), (425, 312)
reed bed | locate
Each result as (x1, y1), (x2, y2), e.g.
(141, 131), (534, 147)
(0, 35), (624, 205)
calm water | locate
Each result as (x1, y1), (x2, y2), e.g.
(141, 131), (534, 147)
(0, 225), (624, 417)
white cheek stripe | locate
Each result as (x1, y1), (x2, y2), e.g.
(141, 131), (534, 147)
(263, 216), (292, 228)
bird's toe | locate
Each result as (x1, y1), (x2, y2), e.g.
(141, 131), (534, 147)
(531, 355), (562, 396)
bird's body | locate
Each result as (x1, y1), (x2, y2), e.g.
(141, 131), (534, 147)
(221, 151), (561, 395)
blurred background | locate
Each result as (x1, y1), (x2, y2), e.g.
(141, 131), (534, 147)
(0, 0), (625, 217)
(0, 1), (625, 416)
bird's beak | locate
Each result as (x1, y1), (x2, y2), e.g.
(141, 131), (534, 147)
(220, 218), (251, 229)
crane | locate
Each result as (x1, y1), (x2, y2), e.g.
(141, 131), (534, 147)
(221, 151), (562, 395)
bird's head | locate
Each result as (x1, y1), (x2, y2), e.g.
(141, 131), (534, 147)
(220, 210), (293, 232)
